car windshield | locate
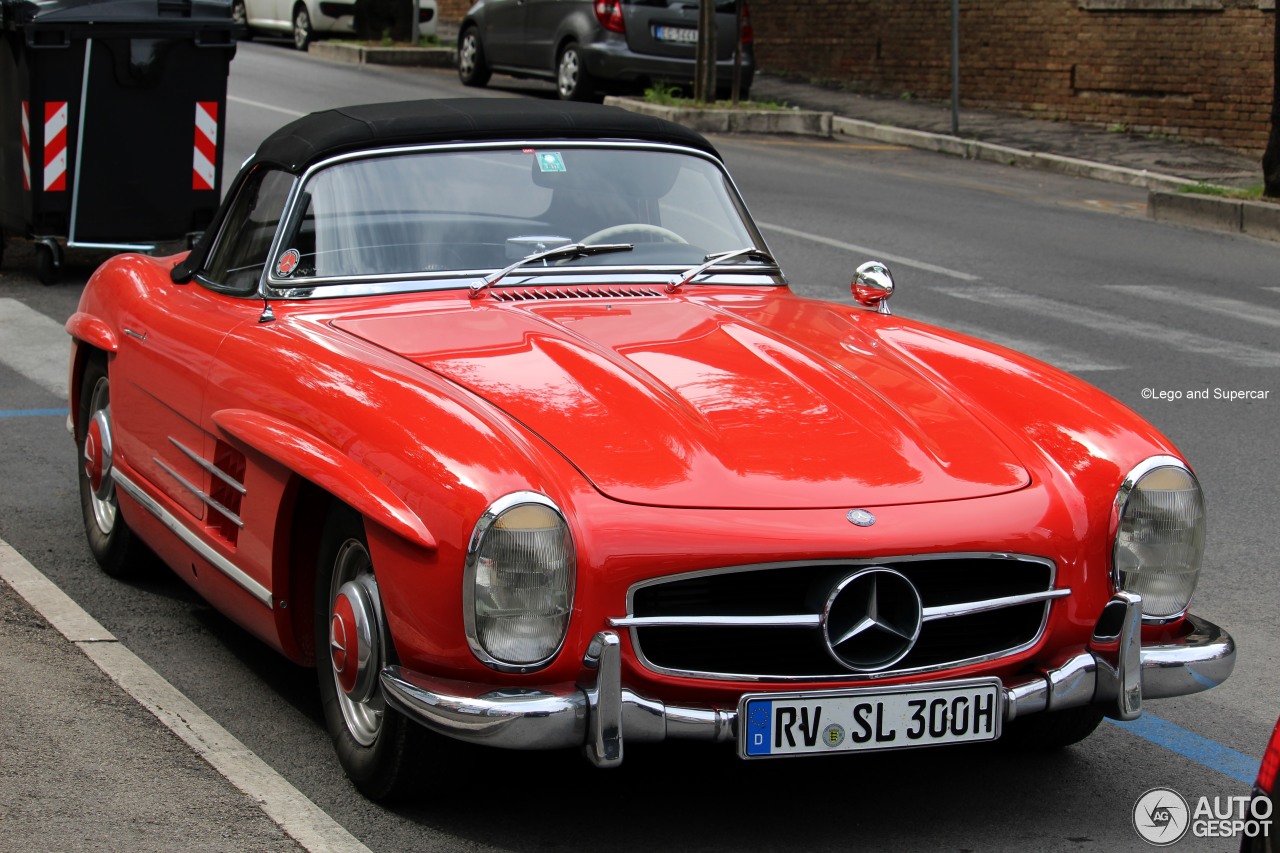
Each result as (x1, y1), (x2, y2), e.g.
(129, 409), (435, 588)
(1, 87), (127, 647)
(271, 145), (765, 285)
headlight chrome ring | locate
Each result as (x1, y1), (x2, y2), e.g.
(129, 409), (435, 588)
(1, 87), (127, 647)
(1112, 455), (1206, 624)
(464, 491), (576, 673)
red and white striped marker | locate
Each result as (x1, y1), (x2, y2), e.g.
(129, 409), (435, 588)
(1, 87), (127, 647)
(193, 101), (217, 191)
(20, 102), (30, 191)
(43, 101), (67, 192)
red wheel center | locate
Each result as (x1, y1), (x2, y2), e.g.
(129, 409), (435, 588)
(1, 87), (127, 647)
(84, 419), (103, 492)
(330, 594), (359, 694)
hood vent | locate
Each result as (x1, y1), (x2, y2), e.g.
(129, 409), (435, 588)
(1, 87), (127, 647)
(489, 285), (664, 302)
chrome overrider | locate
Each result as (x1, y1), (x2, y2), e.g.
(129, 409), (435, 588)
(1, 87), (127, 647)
(379, 592), (1235, 768)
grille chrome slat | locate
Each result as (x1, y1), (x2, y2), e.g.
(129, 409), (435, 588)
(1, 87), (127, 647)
(621, 553), (1061, 682)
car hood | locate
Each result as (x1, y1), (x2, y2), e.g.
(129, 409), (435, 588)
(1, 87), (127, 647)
(332, 292), (1030, 509)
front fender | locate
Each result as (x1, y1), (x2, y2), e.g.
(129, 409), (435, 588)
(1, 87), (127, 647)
(211, 408), (437, 551)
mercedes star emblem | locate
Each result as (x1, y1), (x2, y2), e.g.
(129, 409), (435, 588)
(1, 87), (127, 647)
(821, 567), (923, 672)
(846, 508), (876, 527)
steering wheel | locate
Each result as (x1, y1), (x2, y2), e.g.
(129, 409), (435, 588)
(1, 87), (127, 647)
(579, 223), (688, 245)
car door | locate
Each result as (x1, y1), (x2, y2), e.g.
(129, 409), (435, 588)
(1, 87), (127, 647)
(110, 167), (294, 538)
(479, 0), (530, 69)
(523, 0), (575, 71)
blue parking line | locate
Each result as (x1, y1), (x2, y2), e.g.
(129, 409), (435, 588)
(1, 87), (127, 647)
(0, 408), (67, 419)
(1109, 714), (1260, 785)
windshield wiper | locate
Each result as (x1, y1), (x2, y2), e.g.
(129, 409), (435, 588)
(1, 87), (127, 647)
(666, 246), (776, 293)
(468, 242), (633, 299)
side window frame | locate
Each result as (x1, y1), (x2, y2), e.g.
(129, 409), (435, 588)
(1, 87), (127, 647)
(196, 166), (297, 296)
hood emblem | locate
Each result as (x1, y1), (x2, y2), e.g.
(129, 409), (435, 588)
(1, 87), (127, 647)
(821, 567), (923, 672)
(846, 508), (876, 527)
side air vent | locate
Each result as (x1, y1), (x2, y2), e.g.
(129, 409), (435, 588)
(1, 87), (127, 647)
(490, 286), (664, 302)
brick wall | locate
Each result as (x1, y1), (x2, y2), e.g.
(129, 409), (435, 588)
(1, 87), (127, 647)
(749, 0), (1275, 154)
(436, 0), (470, 30)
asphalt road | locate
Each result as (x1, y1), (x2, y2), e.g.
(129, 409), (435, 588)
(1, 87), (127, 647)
(0, 41), (1276, 852)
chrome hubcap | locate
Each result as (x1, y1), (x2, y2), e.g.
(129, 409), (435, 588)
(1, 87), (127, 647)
(558, 50), (579, 97)
(329, 539), (385, 746)
(84, 378), (117, 535)
(294, 11), (308, 47)
(460, 34), (477, 76)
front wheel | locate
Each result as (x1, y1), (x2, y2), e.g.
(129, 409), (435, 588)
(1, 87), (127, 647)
(292, 4), (313, 50)
(315, 504), (425, 799)
(556, 43), (599, 102)
(77, 355), (148, 577)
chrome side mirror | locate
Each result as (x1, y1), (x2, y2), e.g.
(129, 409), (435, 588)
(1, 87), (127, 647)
(853, 261), (895, 315)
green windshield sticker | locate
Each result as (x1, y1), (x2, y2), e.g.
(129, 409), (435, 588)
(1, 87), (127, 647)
(537, 152), (566, 173)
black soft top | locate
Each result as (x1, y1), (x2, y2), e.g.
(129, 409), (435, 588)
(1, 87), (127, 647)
(252, 98), (720, 172)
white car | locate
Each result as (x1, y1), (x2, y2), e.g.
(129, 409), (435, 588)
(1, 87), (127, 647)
(233, 0), (437, 50)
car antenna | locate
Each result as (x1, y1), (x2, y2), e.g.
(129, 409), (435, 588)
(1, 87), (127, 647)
(259, 297), (275, 324)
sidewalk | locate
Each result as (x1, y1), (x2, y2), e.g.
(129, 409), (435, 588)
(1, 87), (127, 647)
(750, 72), (1263, 191)
(663, 72), (1279, 240)
(0, 542), (367, 853)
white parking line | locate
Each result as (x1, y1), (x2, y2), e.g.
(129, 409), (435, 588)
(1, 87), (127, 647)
(0, 298), (69, 398)
(0, 540), (372, 853)
(908, 311), (1123, 373)
(933, 285), (1280, 368)
(228, 95), (308, 119)
(1108, 285), (1280, 329)
(757, 221), (982, 282)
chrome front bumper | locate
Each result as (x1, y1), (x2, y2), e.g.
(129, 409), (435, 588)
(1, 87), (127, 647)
(380, 593), (1235, 768)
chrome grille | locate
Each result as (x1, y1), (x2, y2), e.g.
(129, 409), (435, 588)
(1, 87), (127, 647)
(616, 554), (1063, 681)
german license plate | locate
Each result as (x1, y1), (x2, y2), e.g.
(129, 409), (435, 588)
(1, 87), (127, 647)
(653, 25), (698, 44)
(739, 678), (1003, 758)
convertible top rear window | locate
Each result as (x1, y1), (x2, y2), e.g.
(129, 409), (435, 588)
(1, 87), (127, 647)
(271, 145), (761, 284)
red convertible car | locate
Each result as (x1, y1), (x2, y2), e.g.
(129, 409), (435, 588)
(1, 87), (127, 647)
(67, 98), (1235, 798)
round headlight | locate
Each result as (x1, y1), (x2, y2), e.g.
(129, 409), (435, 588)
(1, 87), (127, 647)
(465, 493), (575, 671)
(1113, 457), (1205, 621)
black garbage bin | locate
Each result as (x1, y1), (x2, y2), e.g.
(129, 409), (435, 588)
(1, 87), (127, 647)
(0, 0), (237, 283)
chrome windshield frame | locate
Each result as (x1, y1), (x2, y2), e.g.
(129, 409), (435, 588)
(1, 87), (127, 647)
(256, 139), (781, 301)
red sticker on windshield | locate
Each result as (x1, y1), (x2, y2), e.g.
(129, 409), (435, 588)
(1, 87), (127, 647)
(275, 248), (300, 277)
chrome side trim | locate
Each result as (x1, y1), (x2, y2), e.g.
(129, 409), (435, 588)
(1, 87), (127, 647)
(622, 553), (1059, 683)
(153, 457), (244, 529)
(169, 438), (247, 496)
(111, 468), (272, 608)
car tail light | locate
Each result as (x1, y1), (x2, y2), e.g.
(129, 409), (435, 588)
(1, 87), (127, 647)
(1258, 717), (1280, 792)
(594, 0), (625, 34)
(740, 1), (752, 44)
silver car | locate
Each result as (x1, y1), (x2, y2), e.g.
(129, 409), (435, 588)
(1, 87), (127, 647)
(457, 0), (753, 101)
(233, 0), (438, 50)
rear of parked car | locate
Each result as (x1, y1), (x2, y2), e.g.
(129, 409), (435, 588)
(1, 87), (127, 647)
(458, 0), (753, 101)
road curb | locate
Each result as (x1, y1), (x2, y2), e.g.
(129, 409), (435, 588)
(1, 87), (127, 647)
(604, 96), (833, 136)
(308, 42), (455, 67)
(830, 117), (1196, 193)
(1149, 191), (1280, 241)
